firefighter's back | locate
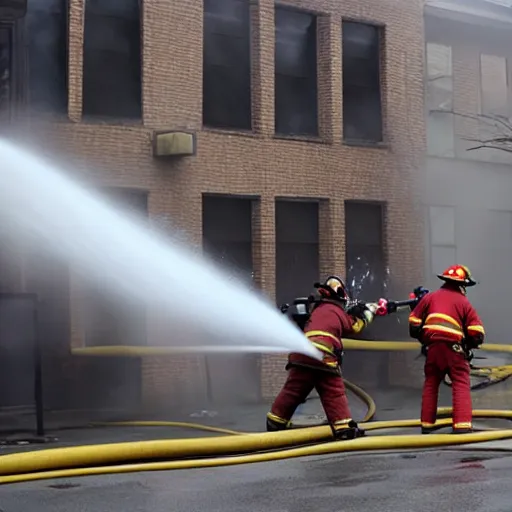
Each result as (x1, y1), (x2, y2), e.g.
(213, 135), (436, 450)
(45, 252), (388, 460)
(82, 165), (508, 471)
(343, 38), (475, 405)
(420, 287), (470, 344)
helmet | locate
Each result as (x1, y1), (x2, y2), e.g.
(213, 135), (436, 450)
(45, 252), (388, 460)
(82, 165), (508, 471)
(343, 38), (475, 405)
(314, 275), (350, 302)
(437, 265), (476, 287)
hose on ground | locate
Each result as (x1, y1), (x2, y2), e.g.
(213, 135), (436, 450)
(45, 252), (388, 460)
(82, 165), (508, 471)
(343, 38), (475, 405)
(2, 415), (512, 485)
(1, 341), (511, 486)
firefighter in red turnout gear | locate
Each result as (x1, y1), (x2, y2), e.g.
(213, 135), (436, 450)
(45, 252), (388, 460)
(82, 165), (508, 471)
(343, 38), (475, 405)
(267, 276), (377, 440)
(409, 265), (485, 434)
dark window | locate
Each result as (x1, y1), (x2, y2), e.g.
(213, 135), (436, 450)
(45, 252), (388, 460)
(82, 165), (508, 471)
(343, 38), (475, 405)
(26, 0), (68, 114)
(342, 21), (383, 142)
(202, 195), (254, 284)
(275, 8), (317, 136)
(83, 188), (148, 346)
(275, 200), (319, 306)
(345, 201), (385, 301)
(0, 26), (12, 123)
(83, 0), (141, 119)
(0, 0), (27, 20)
(203, 0), (251, 130)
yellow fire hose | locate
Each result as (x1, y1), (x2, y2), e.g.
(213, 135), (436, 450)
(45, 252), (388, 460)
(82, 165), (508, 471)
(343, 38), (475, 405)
(69, 341), (512, 357)
(1, 340), (511, 486)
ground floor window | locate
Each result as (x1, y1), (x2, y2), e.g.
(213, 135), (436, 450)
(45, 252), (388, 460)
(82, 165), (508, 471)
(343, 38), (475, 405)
(345, 200), (386, 301)
(275, 199), (319, 306)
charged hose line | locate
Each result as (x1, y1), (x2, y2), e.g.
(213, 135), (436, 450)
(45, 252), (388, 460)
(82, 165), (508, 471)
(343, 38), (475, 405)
(70, 341), (512, 357)
(3, 423), (512, 486)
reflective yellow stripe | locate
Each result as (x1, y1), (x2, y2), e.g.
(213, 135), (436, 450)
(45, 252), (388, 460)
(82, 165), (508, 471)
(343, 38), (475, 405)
(453, 422), (472, 429)
(333, 418), (353, 429)
(426, 313), (461, 329)
(422, 325), (464, 339)
(306, 330), (340, 343)
(305, 331), (341, 365)
(266, 412), (289, 425)
(421, 422), (436, 428)
(409, 316), (422, 325)
(310, 341), (336, 357)
(467, 325), (485, 335)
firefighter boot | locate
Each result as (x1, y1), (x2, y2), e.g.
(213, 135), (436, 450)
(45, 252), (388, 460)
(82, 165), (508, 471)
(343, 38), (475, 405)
(333, 420), (366, 441)
(421, 426), (436, 434)
(266, 413), (292, 432)
(452, 427), (473, 434)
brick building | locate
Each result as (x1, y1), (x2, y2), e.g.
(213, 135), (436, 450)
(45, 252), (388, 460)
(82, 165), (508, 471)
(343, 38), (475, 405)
(0, 0), (425, 413)
(424, 0), (512, 345)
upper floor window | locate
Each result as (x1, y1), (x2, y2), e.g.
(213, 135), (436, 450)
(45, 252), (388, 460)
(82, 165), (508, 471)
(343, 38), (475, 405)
(342, 21), (383, 143)
(274, 7), (318, 136)
(426, 42), (454, 157)
(26, 0), (68, 114)
(0, 26), (12, 123)
(203, 0), (251, 130)
(83, 0), (142, 119)
(480, 54), (508, 118)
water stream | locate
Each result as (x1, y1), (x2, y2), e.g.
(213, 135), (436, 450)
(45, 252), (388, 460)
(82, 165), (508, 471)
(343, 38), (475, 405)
(0, 138), (320, 359)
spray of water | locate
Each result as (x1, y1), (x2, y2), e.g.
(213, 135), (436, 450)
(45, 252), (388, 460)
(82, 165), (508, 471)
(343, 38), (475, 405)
(0, 139), (321, 359)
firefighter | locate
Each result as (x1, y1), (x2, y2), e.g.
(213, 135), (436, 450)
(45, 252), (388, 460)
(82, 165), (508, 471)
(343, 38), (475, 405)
(409, 264), (485, 434)
(266, 276), (377, 440)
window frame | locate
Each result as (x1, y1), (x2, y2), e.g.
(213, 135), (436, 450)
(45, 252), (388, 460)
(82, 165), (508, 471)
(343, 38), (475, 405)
(274, 4), (319, 137)
(202, 194), (255, 285)
(82, 0), (143, 122)
(344, 200), (387, 299)
(202, 0), (252, 131)
(25, 0), (69, 117)
(342, 19), (384, 144)
(0, 18), (24, 122)
(275, 199), (320, 306)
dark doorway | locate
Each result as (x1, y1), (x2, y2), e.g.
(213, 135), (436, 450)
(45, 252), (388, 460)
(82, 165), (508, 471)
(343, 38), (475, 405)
(275, 200), (320, 306)
(0, 294), (37, 409)
(202, 194), (260, 404)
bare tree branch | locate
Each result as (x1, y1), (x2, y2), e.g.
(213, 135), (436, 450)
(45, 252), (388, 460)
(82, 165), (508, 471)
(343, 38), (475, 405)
(429, 110), (512, 154)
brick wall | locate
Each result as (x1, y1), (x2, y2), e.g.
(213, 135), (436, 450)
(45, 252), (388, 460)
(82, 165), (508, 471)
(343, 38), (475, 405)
(13, 0), (426, 409)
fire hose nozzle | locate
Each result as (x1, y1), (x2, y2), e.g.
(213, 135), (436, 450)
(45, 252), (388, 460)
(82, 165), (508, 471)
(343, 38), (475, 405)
(375, 298), (389, 316)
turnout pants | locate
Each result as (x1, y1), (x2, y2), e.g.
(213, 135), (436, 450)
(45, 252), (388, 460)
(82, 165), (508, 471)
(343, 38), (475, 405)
(421, 342), (472, 432)
(267, 366), (353, 435)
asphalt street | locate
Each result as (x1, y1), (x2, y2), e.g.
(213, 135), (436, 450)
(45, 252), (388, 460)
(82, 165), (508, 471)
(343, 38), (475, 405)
(2, 447), (512, 512)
